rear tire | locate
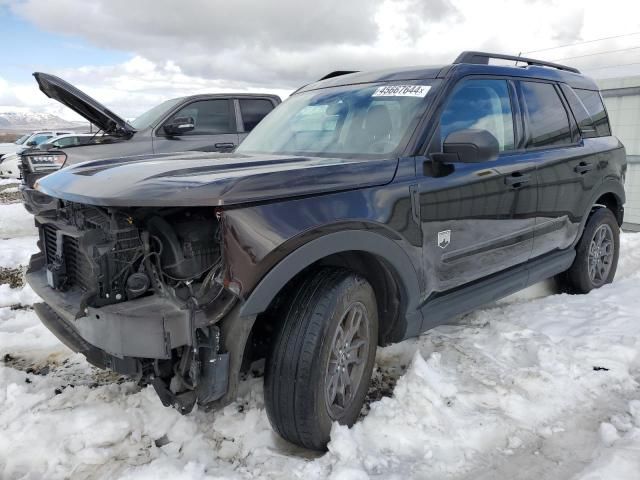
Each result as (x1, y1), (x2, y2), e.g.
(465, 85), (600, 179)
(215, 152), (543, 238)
(559, 208), (619, 294)
(264, 268), (378, 450)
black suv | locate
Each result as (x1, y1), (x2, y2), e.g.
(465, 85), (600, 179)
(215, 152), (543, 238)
(26, 52), (626, 450)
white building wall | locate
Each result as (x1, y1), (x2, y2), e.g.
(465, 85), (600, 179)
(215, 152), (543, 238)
(598, 76), (640, 227)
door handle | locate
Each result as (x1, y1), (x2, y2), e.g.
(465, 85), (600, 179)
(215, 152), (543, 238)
(214, 142), (236, 149)
(504, 172), (531, 188)
(574, 162), (593, 174)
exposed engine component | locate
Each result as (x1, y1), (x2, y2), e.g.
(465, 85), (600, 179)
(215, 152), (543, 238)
(41, 203), (144, 308)
(151, 325), (230, 414)
(38, 201), (234, 415)
(125, 272), (150, 299)
(40, 202), (226, 311)
(147, 211), (220, 280)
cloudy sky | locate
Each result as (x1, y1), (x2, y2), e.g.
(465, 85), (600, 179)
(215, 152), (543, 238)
(1, 0), (640, 121)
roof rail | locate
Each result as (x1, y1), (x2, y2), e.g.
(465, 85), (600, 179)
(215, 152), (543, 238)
(318, 70), (359, 81)
(453, 51), (580, 74)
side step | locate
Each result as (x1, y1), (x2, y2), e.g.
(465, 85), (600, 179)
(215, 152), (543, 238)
(419, 249), (575, 332)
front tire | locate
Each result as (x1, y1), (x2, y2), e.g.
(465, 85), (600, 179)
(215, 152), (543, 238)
(559, 208), (620, 294)
(264, 268), (378, 450)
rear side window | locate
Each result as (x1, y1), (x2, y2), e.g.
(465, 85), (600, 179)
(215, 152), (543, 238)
(55, 137), (78, 147)
(521, 82), (573, 148)
(575, 89), (611, 137)
(239, 99), (275, 132)
(439, 79), (515, 152)
(559, 84), (596, 138)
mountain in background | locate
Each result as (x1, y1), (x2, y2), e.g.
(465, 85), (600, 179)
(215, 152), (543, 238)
(0, 111), (89, 131)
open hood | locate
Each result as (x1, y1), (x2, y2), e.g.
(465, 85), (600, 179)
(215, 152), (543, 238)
(33, 72), (135, 136)
(34, 152), (398, 207)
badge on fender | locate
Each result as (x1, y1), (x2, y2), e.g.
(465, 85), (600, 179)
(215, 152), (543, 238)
(438, 230), (451, 249)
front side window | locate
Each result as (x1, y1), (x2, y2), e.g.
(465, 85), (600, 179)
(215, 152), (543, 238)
(237, 81), (436, 157)
(439, 79), (515, 152)
(31, 135), (53, 145)
(521, 81), (573, 148)
(239, 99), (275, 132)
(165, 100), (235, 135)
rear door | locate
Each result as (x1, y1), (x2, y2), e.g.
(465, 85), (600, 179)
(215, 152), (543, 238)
(517, 81), (601, 258)
(236, 98), (277, 144)
(420, 77), (537, 293)
(153, 99), (240, 153)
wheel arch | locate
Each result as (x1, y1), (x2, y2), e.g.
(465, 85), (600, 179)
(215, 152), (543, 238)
(592, 184), (625, 226)
(239, 230), (423, 345)
(571, 179), (625, 249)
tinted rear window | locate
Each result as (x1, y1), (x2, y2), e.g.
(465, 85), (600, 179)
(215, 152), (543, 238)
(560, 84), (596, 139)
(239, 99), (275, 132)
(575, 89), (611, 137)
(521, 81), (573, 148)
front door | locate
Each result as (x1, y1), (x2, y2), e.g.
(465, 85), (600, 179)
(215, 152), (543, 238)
(419, 78), (538, 296)
(153, 99), (240, 154)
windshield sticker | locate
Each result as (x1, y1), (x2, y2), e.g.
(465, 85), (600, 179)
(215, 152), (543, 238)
(372, 85), (431, 97)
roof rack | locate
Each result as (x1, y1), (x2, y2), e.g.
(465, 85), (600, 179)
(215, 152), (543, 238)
(453, 51), (580, 74)
(318, 70), (359, 81)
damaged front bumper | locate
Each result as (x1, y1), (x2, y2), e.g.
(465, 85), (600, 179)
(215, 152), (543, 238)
(26, 252), (253, 413)
(27, 255), (193, 360)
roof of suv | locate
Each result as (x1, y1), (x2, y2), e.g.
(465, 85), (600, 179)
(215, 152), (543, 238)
(172, 93), (282, 102)
(299, 51), (599, 94)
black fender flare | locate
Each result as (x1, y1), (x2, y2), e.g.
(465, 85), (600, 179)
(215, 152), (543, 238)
(239, 230), (424, 336)
(588, 179), (625, 220)
(572, 179), (626, 248)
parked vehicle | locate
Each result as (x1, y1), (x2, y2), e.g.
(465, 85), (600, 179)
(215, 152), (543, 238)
(40, 133), (102, 149)
(1, 132), (88, 178)
(26, 52), (626, 450)
(20, 73), (281, 214)
(0, 133), (30, 157)
(2, 134), (102, 179)
(0, 152), (21, 178)
(0, 130), (72, 157)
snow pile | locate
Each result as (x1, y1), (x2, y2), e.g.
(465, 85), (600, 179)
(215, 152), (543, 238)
(0, 199), (639, 479)
(0, 179), (20, 186)
(573, 401), (640, 479)
(0, 236), (39, 268)
(0, 204), (37, 238)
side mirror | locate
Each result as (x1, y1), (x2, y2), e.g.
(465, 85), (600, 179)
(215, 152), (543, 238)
(163, 116), (195, 136)
(26, 140), (37, 147)
(442, 129), (499, 163)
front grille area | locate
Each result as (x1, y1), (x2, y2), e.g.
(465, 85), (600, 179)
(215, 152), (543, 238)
(42, 223), (94, 292)
(40, 202), (145, 307)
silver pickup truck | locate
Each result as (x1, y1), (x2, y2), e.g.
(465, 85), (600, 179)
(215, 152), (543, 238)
(20, 72), (281, 214)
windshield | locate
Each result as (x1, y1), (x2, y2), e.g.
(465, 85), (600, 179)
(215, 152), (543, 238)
(237, 81), (436, 157)
(14, 134), (29, 145)
(130, 97), (184, 130)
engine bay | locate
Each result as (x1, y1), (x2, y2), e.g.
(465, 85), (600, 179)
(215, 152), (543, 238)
(40, 201), (227, 311)
(35, 201), (235, 412)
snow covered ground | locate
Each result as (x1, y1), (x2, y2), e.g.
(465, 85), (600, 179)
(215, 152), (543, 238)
(0, 191), (639, 480)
